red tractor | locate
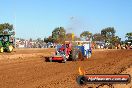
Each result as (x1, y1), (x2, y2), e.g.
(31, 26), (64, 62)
(45, 41), (92, 63)
(45, 41), (80, 63)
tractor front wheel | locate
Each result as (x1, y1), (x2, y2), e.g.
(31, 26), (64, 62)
(0, 47), (4, 53)
(49, 57), (53, 62)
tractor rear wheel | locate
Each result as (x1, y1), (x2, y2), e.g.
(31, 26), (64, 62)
(8, 45), (13, 52)
(78, 51), (84, 61)
(72, 49), (79, 61)
(0, 47), (4, 53)
(72, 52), (79, 61)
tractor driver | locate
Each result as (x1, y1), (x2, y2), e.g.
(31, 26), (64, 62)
(2, 36), (7, 45)
(65, 44), (71, 59)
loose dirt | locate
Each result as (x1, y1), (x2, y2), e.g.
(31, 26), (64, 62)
(0, 49), (132, 88)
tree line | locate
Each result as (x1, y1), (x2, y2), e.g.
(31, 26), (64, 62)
(0, 23), (132, 46)
(44, 26), (132, 46)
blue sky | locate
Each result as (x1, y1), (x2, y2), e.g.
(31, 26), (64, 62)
(0, 0), (132, 40)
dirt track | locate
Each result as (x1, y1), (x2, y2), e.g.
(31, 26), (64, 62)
(0, 49), (132, 88)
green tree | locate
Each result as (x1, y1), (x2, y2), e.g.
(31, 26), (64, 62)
(92, 33), (104, 41)
(44, 36), (54, 43)
(111, 36), (121, 45)
(44, 37), (48, 43)
(52, 27), (66, 43)
(80, 31), (92, 41)
(0, 23), (14, 33)
(125, 32), (132, 40)
(101, 27), (116, 43)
